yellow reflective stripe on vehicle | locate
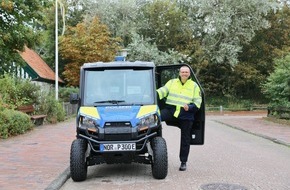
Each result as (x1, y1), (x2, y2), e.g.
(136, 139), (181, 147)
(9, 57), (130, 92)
(79, 107), (100, 119)
(136, 105), (157, 118)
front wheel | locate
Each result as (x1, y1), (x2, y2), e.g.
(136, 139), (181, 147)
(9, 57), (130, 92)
(151, 137), (168, 179)
(70, 139), (88, 182)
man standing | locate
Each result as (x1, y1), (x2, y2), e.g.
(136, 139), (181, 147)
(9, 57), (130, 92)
(157, 66), (202, 171)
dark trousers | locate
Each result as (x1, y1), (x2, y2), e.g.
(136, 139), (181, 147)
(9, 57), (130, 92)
(161, 109), (193, 163)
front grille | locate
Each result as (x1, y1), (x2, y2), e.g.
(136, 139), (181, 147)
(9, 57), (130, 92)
(104, 122), (132, 140)
(104, 127), (131, 134)
(105, 122), (131, 127)
(104, 134), (132, 141)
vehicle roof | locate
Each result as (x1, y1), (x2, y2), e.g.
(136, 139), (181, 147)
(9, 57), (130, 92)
(82, 61), (155, 69)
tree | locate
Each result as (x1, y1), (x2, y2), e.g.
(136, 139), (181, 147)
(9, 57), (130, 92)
(198, 62), (234, 98)
(59, 17), (121, 86)
(175, 0), (281, 101)
(182, 0), (279, 65)
(240, 6), (290, 75)
(137, 0), (192, 52)
(0, 0), (47, 72)
(84, 0), (141, 47)
(231, 6), (290, 101)
(36, 0), (87, 78)
(262, 53), (290, 107)
(126, 33), (188, 65)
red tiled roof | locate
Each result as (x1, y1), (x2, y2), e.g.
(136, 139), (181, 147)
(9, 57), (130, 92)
(18, 46), (64, 83)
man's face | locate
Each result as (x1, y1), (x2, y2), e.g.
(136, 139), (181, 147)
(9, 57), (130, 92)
(179, 66), (190, 81)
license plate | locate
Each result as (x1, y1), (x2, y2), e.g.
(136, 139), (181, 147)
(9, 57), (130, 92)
(100, 143), (136, 152)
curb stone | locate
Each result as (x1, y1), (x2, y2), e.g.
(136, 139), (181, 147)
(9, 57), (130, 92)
(45, 167), (70, 190)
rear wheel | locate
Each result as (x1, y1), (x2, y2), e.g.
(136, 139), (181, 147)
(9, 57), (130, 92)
(151, 137), (168, 179)
(70, 139), (88, 182)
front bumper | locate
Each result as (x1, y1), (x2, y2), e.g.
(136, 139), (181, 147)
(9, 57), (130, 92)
(79, 132), (157, 153)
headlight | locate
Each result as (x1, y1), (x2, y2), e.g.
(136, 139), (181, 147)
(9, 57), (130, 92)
(80, 117), (98, 133)
(138, 114), (159, 132)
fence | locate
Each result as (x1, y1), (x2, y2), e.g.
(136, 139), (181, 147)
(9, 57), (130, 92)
(62, 102), (78, 117)
(267, 107), (290, 119)
(207, 105), (290, 120)
(206, 105), (268, 112)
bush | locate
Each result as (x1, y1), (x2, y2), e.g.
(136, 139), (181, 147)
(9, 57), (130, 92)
(59, 86), (79, 102)
(262, 54), (290, 107)
(37, 92), (66, 123)
(0, 97), (8, 111)
(0, 109), (33, 139)
(206, 96), (253, 110)
(0, 74), (40, 109)
(0, 75), (72, 138)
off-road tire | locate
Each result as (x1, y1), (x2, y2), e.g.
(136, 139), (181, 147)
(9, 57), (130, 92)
(70, 139), (88, 182)
(151, 137), (168, 179)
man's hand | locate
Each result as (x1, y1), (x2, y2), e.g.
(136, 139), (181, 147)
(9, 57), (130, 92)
(183, 104), (189, 111)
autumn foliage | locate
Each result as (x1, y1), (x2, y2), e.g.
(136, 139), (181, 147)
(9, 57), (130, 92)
(59, 17), (121, 86)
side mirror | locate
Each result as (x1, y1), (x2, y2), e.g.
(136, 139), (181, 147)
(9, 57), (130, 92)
(70, 93), (79, 104)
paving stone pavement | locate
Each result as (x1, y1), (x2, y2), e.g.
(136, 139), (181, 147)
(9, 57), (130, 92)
(0, 118), (76, 190)
(0, 111), (289, 190)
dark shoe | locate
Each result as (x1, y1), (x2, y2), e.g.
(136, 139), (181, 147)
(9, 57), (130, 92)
(179, 162), (186, 171)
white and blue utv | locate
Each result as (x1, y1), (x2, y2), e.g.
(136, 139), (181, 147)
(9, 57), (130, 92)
(69, 61), (205, 182)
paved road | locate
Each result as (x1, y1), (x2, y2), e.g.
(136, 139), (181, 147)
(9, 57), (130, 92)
(60, 117), (290, 190)
(1, 111), (290, 190)
(0, 118), (75, 190)
(211, 112), (290, 147)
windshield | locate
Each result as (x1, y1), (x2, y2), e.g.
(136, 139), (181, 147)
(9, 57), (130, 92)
(83, 68), (154, 106)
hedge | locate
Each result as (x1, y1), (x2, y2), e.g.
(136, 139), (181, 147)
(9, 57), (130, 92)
(0, 109), (34, 139)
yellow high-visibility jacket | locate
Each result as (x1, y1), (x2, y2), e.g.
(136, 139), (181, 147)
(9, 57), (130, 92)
(157, 78), (202, 120)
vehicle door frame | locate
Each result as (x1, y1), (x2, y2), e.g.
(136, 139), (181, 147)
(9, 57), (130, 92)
(156, 63), (205, 145)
